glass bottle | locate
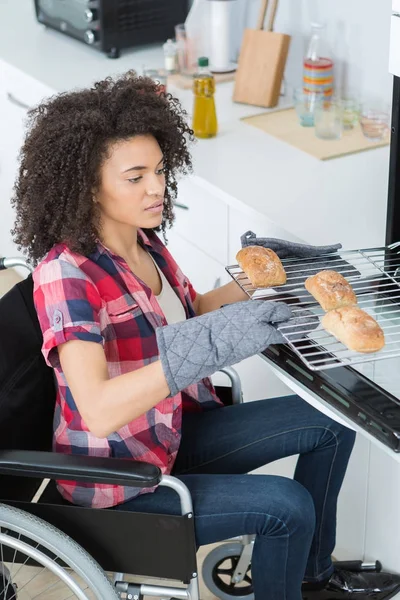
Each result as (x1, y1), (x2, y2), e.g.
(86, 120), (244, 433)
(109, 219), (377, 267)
(163, 39), (177, 74)
(303, 23), (334, 100)
(192, 57), (218, 139)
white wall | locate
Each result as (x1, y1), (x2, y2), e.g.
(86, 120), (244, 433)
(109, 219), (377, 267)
(226, 0), (393, 105)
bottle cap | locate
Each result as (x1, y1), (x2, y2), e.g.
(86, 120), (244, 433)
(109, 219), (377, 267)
(198, 57), (209, 67)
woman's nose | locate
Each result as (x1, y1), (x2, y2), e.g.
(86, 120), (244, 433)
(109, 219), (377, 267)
(147, 176), (164, 197)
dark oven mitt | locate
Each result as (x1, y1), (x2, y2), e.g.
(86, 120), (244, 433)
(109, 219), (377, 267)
(156, 300), (291, 396)
(240, 231), (360, 287)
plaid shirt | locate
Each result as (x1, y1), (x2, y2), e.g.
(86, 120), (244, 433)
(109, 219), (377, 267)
(33, 229), (222, 508)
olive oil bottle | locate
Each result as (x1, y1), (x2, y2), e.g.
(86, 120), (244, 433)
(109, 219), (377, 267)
(192, 57), (218, 139)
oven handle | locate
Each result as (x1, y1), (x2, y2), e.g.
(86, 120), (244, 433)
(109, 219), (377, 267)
(389, 241), (400, 252)
(7, 92), (32, 111)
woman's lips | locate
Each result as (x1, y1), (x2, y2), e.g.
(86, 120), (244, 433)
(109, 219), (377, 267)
(145, 201), (164, 213)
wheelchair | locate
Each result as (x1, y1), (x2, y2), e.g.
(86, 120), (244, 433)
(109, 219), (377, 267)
(0, 257), (382, 599)
(0, 257), (256, 600)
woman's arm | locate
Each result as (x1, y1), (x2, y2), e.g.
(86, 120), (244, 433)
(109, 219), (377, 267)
(59, 340), (170, 439)
(193, 281), (249, 315)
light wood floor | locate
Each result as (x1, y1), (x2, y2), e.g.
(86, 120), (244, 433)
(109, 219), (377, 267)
(3, 544), (221, 599)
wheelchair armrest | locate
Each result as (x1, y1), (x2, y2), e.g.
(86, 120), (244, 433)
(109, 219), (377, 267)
(0, 450), (162, 488)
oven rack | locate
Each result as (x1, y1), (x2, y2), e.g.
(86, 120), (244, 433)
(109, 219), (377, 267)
(226, 246), (400, 372)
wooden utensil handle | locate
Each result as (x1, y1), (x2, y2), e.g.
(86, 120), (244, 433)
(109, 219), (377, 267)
(256, 0), (269, 30)
(267, 0), (279, 31)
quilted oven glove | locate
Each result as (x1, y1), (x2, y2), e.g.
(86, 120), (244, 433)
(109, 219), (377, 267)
(156, 300), (291, 397)
(241, 231), (360, 282)
(240, 230), (342, 258)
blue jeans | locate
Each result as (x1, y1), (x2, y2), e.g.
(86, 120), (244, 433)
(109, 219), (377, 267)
(115, 395), (356, 600)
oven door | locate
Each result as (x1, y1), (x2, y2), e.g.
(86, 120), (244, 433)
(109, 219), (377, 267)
(262, 342), (400, 452)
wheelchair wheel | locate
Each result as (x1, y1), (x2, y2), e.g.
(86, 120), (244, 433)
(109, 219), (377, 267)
(202, 542), (254, 600)
(0, 503), (118, 599)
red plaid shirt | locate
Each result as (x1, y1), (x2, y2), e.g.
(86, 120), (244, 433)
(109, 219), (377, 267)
(33, 229), (222, 508)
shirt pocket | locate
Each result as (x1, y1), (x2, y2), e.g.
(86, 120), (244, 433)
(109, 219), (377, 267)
(106, 297), (142, 324)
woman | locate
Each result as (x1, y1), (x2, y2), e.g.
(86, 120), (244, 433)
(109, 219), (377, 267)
(12, 73), (400, 600)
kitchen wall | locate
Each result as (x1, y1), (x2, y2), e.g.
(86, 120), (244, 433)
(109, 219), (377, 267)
(227, 0), (393, 105)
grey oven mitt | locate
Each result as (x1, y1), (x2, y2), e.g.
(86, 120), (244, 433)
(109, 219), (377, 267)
(156, 300), (291, 397)
(240, 231), (360, 285)
(241, 230), (342, 258)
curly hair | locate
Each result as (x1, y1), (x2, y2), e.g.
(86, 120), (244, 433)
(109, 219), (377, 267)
(11, 71), (194, 264)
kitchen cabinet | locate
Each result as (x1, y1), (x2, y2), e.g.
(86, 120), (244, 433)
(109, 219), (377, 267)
(166, 231), (230, 294)
(175, 177), (229, 265)
(0, 59), (54, 258)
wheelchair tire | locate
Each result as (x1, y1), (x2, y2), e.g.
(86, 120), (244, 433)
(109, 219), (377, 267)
(202, 542), (254, 600)
(0, 502), (119, 599)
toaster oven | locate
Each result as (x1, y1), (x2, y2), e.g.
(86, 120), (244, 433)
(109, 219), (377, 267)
(34, 0), (189, 59)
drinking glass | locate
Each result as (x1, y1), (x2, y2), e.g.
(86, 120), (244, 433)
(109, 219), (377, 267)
(143, 68), (168, 94)
(340, 98), (359, 130)
(359, 107), (390, 142)
(293, 88), (324, 127)
(175, 24), (188, 73)
(314, 100), (343, 140)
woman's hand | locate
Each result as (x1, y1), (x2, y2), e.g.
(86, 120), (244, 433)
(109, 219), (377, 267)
(156, 300), (292, 396)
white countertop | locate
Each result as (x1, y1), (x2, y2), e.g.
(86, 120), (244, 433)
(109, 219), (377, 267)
(0, 0), (392, 251)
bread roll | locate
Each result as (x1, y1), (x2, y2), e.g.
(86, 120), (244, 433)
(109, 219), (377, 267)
(305, 270), (357, 312)
(322, 306), (385, 353)
(236, 246), (287, 288)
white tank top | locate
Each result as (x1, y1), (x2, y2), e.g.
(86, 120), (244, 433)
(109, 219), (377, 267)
(152, 257), (187, 325)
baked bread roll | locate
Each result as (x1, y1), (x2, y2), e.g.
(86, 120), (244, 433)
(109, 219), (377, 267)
(305, 270), (357, 312)
(236, 246), (287, 288)
(322, 306), (385, 353)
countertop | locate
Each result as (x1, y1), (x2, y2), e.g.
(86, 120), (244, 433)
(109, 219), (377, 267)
(0, 0), (391, 250)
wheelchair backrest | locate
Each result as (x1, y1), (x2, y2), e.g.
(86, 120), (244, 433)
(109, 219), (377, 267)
(0, 275), (55, 453)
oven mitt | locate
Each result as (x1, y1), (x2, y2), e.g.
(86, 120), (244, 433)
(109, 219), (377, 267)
(156, 300), (291, 396)
(241, 230), (342, 258)
(240, 231), (360, 284)
(278, 308), (319, 341)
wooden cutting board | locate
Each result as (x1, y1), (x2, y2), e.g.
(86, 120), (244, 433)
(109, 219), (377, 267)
(233, 0), (290, 108)
(242, 108), (389, 160)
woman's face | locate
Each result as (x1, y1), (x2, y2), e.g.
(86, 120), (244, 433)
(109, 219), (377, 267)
(96, 134), (166, 231)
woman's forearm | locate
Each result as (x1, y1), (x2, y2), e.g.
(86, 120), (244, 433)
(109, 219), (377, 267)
(196, 281), (249, 315)
(95, 360), (170, 437)
(59, 340), (170, 439)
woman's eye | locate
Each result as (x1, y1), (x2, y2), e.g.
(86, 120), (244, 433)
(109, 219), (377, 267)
(156, 167), (166, 176)
(128, 176), (142, 184)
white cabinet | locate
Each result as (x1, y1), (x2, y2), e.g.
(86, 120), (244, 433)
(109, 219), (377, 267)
(166, 231), (230, 294)
(0, 59), (54, 258)
(175, 176), (228, 265)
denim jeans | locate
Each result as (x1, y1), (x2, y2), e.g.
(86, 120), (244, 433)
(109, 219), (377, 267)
(115, 395), (356, 600)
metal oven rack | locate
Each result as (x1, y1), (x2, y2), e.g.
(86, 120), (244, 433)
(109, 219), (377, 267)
(226, 246), (400, 372)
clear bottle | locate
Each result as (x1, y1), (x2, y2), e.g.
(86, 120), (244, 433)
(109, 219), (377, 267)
(192, 57), (218, 139)
(303, 23), (334, 99)
(163, 39), (177, 74)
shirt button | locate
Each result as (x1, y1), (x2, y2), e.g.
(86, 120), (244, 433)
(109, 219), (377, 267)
(54, 315), (61, 324)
